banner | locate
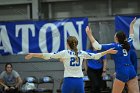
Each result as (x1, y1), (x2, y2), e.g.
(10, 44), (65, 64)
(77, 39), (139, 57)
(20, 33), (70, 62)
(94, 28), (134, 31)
(115, 16), (140, 50)
(0, 17), (88, 55)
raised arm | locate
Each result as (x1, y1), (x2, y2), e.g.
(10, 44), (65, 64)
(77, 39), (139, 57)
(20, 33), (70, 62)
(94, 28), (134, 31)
(86, 26), (96, 44)
(129, 17), (136, 37)
(86, 26), (101, 50)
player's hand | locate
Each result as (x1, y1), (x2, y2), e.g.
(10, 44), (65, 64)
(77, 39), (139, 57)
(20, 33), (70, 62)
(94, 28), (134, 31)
(25, 53), (33, 60)
(86, 26), (92, 35)
(130, 17), (136, 26)
(107, 48), (118, 54)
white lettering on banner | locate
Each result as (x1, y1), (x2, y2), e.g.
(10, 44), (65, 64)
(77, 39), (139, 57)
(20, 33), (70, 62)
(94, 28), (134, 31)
(0, 26), (13, 53)
(62, 21), (84, 50)
(76, 21), (84, 49)
(0, 20), (86, 54)
(133, 18), (140, 50)
(0, 35), (3, 50)
(39, 23), (60, 52)
(16, 25), (35, 54)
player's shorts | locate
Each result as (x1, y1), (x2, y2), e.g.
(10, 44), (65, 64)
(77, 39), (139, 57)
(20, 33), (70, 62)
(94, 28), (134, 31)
(116, 65), (137, 82)
(62, 77), (84, 93)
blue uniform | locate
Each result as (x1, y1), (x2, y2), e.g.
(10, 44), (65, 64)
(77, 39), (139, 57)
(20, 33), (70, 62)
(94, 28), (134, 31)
(100, 38), (137, 82)
(86, 49), (106, 69)
(62, 77), (84, 93)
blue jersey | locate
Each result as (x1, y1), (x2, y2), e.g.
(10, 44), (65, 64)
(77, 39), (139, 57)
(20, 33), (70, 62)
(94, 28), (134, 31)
(86, 49), (106, 69)
(101, 38), (133, 70)
(99, 37), (136, 82)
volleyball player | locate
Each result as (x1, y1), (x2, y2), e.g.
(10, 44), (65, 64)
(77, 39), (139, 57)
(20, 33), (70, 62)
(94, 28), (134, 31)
(25, 36), (117, 93)
(86, 17), (139, 93)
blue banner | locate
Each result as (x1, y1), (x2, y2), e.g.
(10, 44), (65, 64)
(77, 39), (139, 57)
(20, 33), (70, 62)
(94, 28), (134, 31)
(0, 17), (88, 55)
(115, 16), (140, 50)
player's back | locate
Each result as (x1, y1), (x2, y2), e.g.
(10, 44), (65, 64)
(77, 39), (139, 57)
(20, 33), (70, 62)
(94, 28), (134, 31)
(63, 50), (84, 78)
(111, 43), (132, 69)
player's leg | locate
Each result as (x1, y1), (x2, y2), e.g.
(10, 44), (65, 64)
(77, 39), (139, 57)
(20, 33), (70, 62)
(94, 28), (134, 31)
(127, 77), (139, 93)
(112, 78), (125, 93)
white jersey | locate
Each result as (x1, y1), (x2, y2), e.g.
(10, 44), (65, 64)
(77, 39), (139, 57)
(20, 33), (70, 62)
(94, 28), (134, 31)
(43, 50), (102, 78)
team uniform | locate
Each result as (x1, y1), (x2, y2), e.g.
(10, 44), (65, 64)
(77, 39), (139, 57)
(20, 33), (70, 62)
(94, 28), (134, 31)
(42, 50), (103, 93)
(92, 36), (137, 82)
